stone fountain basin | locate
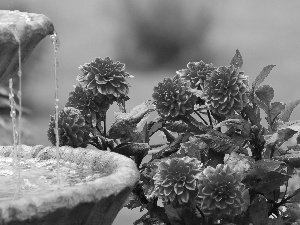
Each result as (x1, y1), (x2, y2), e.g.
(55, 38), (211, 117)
(0, 145), (140, 225)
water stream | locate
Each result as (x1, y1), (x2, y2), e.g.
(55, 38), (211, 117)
(8, 78), (20, 199)
(6, 30), (62, 199)
(50, 31), (61, 189)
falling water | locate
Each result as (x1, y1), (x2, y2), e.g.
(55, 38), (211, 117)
(8, 78), (21, 199)
(50, 31), (61, 188)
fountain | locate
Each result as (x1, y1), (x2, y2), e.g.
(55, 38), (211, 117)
(0, 10), (139, 225)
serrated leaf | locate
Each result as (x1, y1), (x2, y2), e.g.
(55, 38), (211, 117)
(255, 85), (274, 107)
(269, 102), (285, 122)
(278, 99), (300, 122)
(230, 49), (243, 68)
(252, 65), (276, 91)
(198, 130), (239, 154)
(164, 121), (190, 133)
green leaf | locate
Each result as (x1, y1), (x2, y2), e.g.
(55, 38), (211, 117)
(243, 105), (261, 126)
(267, 121), (300, 146)
(263, 188), (280, 202)
(285, 203), (300, 223)
(177, 206), (203, 225)
(249, 195), (269, 225)
(113, 142), (150, 156)
(148, 117), (165, 137)
(278, 99), (300, 122)
(164, 205), (182, 225)
(230, 49), (243, 68)
(214, 118), (251, 137)
(254, 171), (290, 193)
(254, 95), (268, 112)
(255, 85), (274, 107)
(252, 65), (276, 91)
(114, 100), (154, 125)
(269, 102), (285, 122)
(152, 133), (191, 159)
(197, 130), (239, 154)
(242, 159), (288, 192)
(125, 193), (143, 210)
(267, 128), (297, 146)
(161, 128), (176, 143)
(273, 151), (300, 168)
(141, 122), (149, 143)
(287, 188), (300, 203)
(133, 212), (165, 225)
(164, 121), (190, 133)
(267, 217), (284, 225)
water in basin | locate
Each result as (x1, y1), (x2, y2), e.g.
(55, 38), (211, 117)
(0, 156), (105, 202)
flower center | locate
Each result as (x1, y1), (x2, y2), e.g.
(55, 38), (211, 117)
(216, 185), (230, 198)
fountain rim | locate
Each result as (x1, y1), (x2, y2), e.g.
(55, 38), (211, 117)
(0, 145), (140, 223)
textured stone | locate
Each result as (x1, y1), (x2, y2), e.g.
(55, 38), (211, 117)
(0, 10), (54, 83)
(0, 146), (140, 225)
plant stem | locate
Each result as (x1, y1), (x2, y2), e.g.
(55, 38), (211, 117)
(194, 110), (208, 125)
(207, 110), (213, 126)
(103, 114), (107, 138)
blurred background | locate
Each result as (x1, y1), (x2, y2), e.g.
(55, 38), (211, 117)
(1, 0), (300, 224)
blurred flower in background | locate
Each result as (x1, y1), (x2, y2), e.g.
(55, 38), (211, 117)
(117, 0), (214, 69)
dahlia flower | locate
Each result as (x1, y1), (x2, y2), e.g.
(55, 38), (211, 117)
(152, 74), (197, 118)
(203, 65), (249, 115)
(66, 85), (114, 127)
(48, 107), (91, 148)
(77, 57), (133, 98)
(177, 61), (216, 90)
(153, 157), (202, 205)
(196, 164), (244, 218)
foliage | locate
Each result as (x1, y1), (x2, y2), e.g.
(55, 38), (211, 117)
(48, 52), (300, 224)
